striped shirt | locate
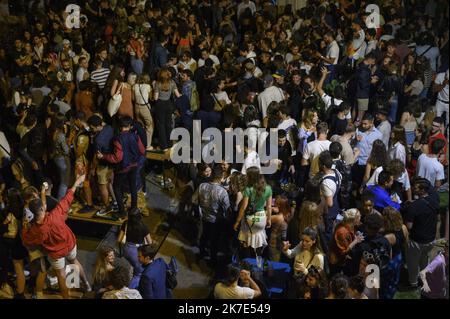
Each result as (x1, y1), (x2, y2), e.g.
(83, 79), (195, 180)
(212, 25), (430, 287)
(90, 68), (110, 89)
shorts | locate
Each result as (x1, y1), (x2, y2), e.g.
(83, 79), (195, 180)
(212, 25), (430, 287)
(97, 165), (112, 185)
(48, 245), (77, 270)
(357, 99), (369, 112)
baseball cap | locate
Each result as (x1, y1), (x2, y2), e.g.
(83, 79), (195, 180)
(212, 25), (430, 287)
(63, 39), (71, 45)
(273, 69), (286, 79)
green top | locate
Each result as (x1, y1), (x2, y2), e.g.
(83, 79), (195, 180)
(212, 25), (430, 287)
(243, 185), (272, 212)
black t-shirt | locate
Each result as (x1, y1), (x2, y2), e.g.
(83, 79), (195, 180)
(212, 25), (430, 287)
(403, 192), (440, 244)
(329, 114), (348, 137)
(121, 220), (150, 244)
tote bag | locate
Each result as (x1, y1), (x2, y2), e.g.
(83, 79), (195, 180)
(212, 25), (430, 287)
(108, 83), (123, 117)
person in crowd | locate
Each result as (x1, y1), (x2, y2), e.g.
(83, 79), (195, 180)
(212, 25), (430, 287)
(416, 138), (445, 187)
(97, 116), (145, 220)
(133, 74), (154, 151)
(366, 170), (401, 211)
(326, 274), (349, 299)
(234, 167), (272, 257)
(419, 241), (448, 299)
(92, 246), (118, 298)
(403, 178), (440, 290)
(117, 208), (152, 289)
(329, 208), (364, 276)
(269, 195), (293, 261)
(214, 264), (261, 299)
(137, 244), (170, 299)
(22, 174), (91, 299)
(102, 265), (142, 299)
(302, 122), (331, 178)
(388, 125), (408, 165)
(348, 274), (369, 299)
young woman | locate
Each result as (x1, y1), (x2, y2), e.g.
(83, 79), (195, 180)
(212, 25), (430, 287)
(381, 206), (409, 299)
(282, 227), (325, 277)
(234, 167), (273, 257)
(361, 139), (389, 191)
(326, 274), (349, 299)
(117, 208), (152, 289)
(173, 21), (194, 56)
(297, 108), (318, 156)
(296, 266), (328, 299)
(92, 246), (117, 298)
(329, 209), (364, 276)
(388, 125), (408, 165)
(133, 74), (154, 150)
(49, 115), (71, 200)
(109, 65), (134, 119)
(269, 195), (293, 261)
(400, 101), (425, 146)
(153, 67), (181, 151)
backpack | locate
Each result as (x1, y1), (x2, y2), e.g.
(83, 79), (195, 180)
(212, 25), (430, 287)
(332, 159), (352, 209)
(189, 84), (200, 112)
(166, 256), (179, 290)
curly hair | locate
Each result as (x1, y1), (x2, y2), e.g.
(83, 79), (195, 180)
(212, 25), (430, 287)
(382, 206), (403, 234)
(110, 265), (131, 290)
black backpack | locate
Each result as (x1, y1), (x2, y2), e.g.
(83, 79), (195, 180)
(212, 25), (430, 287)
(166, 256), (179, 290)
(332, 159), (352, 209)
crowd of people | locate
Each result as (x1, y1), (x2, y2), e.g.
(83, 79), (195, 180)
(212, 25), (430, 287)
(0, 0), (449, 299)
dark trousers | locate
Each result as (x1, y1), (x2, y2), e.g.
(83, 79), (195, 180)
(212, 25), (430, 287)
(153, 100), (174, 150)
(199, 220), (222, 265)
(113, 167), (138, 217)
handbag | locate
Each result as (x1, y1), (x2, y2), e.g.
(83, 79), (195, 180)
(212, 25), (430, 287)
(108, 83), (123, 117)
(211, 93), (225, 112)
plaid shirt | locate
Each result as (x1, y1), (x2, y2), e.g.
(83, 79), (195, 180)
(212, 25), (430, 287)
(195, 182), (231, 223)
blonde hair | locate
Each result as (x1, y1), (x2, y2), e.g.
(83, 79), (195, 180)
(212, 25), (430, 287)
(342, 209), (360, 223)
(301, 109), (317, 130)
(157, 68), (172, 91)
(298, 201), (320, 235)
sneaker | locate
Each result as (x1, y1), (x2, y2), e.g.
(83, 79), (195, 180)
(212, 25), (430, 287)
(96, 208), (110, 217)
(78, 205), (94, 214)
(110, 202), (119, 211)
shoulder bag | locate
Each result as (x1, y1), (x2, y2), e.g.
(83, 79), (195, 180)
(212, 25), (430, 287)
(108, 82), (123, 117)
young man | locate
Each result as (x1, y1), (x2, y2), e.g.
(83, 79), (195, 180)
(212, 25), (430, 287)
(330, 123), (360, 166)
(22, 174), (91, 299)
(302, 122), (331, 178)
(366, 171), (400, 212)
(275, 130), (295, 185)
(330, 142), (352, 209)
(97, 116), (145, 219)
(258, 74), (285, 119)
(193, 166), (231, 266)
(318, 150), (342, 242)
(214, 264), (261, 299)
(90, 59), (110, 90)
(425, 117), (447, 165)
(102, 265), (142, 299)
(417, 138), (445, 188)
(376, 108), (391, 150)
(404, 178), (440, 290)
(433, 69), (449, 126)
(87, 115), (116, 214)
(317, 32), (339, 83)
(355, 53), (377, 122)
(137, 245), (169, 299)
(197, 47), (220, 68)
(353, 113), (383, 185)
(360, 190), (382, 224)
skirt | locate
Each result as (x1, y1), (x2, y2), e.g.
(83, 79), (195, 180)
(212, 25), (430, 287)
(238, 211), (267, 249)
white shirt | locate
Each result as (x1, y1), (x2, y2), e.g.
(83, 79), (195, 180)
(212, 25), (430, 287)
(352, 29), (366, 60)
(76, 67), (88, 85)
(258, 86), (285, 118)
(367, 166), (411, 190)
(377, 120), (392, 150)
(0, 131), (10, 161)
(320, 170), (342, 197)
(278, 118), (297, 132)
(303, 140), (332, 177)
(389, 142), (407, 165)
(198, 54), (220, 68)
(325, 40), (340, 65)
(435, 70), (449, 102)
(213, 91), (232, 105)
(214, 283), (255, 299)
(417, 154), (445, 186)
(177, 58), (197, 71)
(320, 93), (351, 119)
(133, 83), (151, 105)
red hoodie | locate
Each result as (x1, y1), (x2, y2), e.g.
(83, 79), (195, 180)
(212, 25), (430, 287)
(22, 190), (76, 260)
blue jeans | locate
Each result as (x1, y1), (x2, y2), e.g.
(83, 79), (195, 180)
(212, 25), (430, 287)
(54, 157), (71, 200)
(389, 95), (399, 123)
(123, 242), (143, 289)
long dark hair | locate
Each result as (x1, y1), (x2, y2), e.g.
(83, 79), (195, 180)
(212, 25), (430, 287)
(367, 139), (388, 168)
(246, 167), (267, 202)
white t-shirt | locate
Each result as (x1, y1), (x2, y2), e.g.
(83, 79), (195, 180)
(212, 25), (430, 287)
(198, 54), (220, 68)
(435, 70), (449, 102)
(214, 283), (255, 299)
(278, 118), (297, 131)
(388, 142), (407, 165)
(320, 93), (351, 120)
(377, 120), (391, 150)
(303, 140), (331, 176)
(133, 83), (151, 105)
(417, 154), (445, 186)
(367, 166), (411, 190)
(326, 40), (340, 65)
(321, 170), (342, 197)
(213, 91), (232, 105)
(352, 29), (366, 60)
(258, 86), (285, 118)
(409, 79), (424, 96)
